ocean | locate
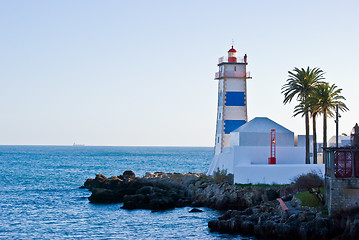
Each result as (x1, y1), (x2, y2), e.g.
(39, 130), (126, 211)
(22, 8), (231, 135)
(0, 145), (253, 239)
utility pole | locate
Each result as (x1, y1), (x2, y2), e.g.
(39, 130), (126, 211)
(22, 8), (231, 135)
(336, 104), (339, 148)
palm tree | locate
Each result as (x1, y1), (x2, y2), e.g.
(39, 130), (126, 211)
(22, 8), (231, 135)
(282, 67), (325, 164)
(294, 98), (320, 164)
(312, 82), (349, 148)
(305, 94), (322, 164)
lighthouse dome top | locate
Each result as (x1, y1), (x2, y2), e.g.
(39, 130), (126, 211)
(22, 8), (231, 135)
(228, 46), (237, 53)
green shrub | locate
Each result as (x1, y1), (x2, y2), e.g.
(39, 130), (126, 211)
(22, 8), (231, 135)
(292, 171), (324, 191)
(213, 168), (228, 184)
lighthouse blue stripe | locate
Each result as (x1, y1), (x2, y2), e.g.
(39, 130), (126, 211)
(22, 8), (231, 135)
(224, 120), (247, 134)
(225, 92), (245, 106)
(218, 91), (223, 107)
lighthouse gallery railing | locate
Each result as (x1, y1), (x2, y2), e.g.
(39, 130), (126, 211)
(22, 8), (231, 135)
(215, 71), (251, 79)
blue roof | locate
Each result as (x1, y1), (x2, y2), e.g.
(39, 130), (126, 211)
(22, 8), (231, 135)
(232, 117), (293, 133)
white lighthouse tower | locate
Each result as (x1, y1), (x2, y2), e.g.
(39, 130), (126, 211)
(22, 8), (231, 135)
(214, 46), (251, 155)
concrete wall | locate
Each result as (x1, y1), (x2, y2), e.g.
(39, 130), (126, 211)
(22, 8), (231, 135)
(234, 164), (325, 184)
(230, 132), (240, 146)
(214, 80), (224, 155)
(207, 148), (234, 175)
(223, 64), (246, 72)
(238, 132), (294, 147)
(232, 146), (305, 165)
(325, 177), (359, 215)
(224, 79), (246, 91)
(224, 106), (247, 120)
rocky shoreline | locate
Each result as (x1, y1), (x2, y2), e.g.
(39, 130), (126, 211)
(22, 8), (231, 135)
(81, 170), (265, 210)
(209, 203), (359, 240)
(81, 171), (359, 239)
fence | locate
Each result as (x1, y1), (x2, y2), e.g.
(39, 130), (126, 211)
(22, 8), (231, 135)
(325, 148), (359, 178)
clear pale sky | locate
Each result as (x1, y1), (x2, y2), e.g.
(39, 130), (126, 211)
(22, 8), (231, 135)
(0, 0), (358, 146)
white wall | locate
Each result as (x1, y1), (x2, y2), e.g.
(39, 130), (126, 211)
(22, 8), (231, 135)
(230, 132), (240, 146)
(223, 106), (247, 120)
(207, 147), (234, 175)
(233, 146), (305, 165)
(238, 132), (294, 147)
(223, 134), (231, 149)
(224, 79), (246, 91)
(234, 164), (325, 184)
(224, 64), (246, 72)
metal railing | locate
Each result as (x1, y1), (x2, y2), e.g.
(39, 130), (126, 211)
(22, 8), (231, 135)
(324, 147), (359, 178)
(215, 71), (250, 79)
(218, 56), (245, 64)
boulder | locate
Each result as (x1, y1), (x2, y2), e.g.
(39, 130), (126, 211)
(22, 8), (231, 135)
(264, 189), (279, 201)
(122, 194), (146, 209)
(208, 220), (220, 232)
(88, 188), (120, 203)
(189, 208), (203, 213)
(122, 170), (136, 179)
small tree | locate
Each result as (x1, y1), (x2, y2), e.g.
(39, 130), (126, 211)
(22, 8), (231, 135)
(292, 172), (324, 191)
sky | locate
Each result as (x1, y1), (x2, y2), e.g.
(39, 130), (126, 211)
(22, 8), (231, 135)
(0, 0), (358, 146)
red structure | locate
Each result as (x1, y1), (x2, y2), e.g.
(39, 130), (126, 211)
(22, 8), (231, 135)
(333, 149), (359, 178)
(228, 46), (237, 63)
(268, 129), (276, 164)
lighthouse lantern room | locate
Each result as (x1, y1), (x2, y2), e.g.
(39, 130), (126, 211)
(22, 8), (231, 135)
(214, 46), (251, 155)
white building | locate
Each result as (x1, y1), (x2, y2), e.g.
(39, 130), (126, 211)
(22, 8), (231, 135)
(328, 135), (351, 147)
(208, 46), (324, 184)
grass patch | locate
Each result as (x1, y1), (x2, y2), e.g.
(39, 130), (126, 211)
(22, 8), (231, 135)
(295, 187), (324, 207)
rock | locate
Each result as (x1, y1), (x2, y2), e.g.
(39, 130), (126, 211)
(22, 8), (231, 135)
(282, 194), (293, 201)
(291, 195), (301, 207)
(136, 186), (153, 195)
(298, 222), (314, 239)
(189, 208), (203, 213)
(222, 174), (234, 184)
(190, 200), (202, 207)
(264, 189), (279, 202)
(240, 220), (254, 234)
(298, 211), (316, 222)
(123, 170), (136, 179)
(144, 172), (154, 178)
(122, 194), (146, 209)
(214, 196), (229, 210)
(88, 188), (120, 203)
(82, 174), (108, 190)
(149, 197), (175, 210)
(287, 213), (298, 223)
(176, 198), (192, 207)
(243, 207), (253, 215)
(208, 220), (219, 231)
(218, 210), (239, 220)
(216, 219), (239, 233)
(312, 217), (330, 240)
(84, 171), (305, 233)
(349, 219), (359, 239)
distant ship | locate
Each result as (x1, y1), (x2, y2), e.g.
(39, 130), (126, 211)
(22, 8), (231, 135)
(73, 142), (85, 147)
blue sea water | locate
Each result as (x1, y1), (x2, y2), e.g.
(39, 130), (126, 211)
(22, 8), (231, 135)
(0, 145), (253, 239)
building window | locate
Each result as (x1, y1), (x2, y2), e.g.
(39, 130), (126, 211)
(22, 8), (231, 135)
(234, 66), (237, 71)
(217, 137), (220, 143)
(219, 113), (221, 119)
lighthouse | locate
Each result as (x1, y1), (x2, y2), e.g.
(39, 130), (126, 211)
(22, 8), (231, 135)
(214, 46), (251, 155)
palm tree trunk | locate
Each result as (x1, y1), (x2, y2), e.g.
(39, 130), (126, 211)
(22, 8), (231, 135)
(313, 114), (317, 164)
(305, 112), (310, 164)
(323, 109), (327, 148)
